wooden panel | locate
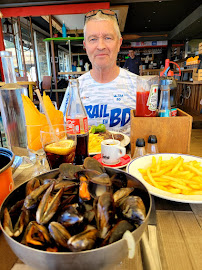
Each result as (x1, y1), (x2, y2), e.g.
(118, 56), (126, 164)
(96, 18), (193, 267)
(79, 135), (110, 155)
(176, 83), (202, 114)
(157, 210), (194, 270)
(130, 109), (193, 156)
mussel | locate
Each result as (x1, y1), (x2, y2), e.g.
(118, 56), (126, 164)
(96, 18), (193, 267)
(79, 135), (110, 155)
(68, 227), (98, 252)
(48, 222), (71, 249)
(96, 192), (115, 239)
(120, 196), (146, 226)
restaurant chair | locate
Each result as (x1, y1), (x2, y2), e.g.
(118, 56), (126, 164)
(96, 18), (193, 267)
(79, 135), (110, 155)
(40, 76), (52, 98)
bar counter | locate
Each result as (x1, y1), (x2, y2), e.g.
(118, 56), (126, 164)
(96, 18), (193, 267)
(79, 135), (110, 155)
(0, 129), (202, 270)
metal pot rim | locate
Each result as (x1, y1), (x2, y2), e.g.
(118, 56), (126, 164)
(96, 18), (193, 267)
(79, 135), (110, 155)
(0, 147), (15, 173)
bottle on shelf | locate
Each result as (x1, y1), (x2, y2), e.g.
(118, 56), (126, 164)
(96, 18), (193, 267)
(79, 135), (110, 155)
(65, 79), (89, 165)
(62, 21), (67, 38)
(147, 135), (159, 154)
(158, 79), (171, 117)
(132, 138), (146, 159)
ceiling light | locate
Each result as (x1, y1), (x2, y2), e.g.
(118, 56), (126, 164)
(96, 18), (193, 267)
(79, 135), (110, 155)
(153, 11), (156, 14)
(148, 20), (151, 22)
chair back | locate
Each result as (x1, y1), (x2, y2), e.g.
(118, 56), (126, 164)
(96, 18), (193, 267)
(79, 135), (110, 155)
(42, 76), (52, 90)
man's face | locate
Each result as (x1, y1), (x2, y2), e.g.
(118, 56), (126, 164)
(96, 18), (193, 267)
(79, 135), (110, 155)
(129, 50), (135, 59)
(83, 20), (122, 70)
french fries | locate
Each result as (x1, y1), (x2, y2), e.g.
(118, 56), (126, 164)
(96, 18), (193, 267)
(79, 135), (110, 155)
(138, 156), (202, 195)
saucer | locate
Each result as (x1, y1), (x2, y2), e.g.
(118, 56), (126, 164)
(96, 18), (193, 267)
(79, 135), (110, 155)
(93, 154), (131, 169)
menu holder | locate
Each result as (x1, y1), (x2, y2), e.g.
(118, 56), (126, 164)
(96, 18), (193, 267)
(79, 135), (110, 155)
(130, 108), (192, 157)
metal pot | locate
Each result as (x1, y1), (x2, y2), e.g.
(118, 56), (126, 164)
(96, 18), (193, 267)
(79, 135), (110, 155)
(0, 147), (14, 207)
(0, 168), (151, 270)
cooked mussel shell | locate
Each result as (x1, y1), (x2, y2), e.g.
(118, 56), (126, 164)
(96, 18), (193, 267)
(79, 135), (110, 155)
(24, 183), (51, 210)
(23, 221), (51, 247)
(68, 228), (98, 252)
(113, 187), (134, 206)
(110, 172), (128, 191)
(26, 178), (40, 196)
(57, 203), (84, 228)
(120, 196), (146, 226)
(96, 192), (115, 239)
(83, 157), (106, 174)
(48, 221), (71, 249)
(54, 180), (79, 192)
(102, 220), (134, 246)
(59, 163), (83, 179)
(36, 183), (63, 225)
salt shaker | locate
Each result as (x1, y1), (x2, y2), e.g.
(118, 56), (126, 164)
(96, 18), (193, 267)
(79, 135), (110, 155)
(132, 138), (146, 159)
(147, 135), (159, 154)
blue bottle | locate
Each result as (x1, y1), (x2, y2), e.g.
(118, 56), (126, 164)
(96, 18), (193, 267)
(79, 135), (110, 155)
(158, 79), (171, 117)
(62, 21), (67, 38)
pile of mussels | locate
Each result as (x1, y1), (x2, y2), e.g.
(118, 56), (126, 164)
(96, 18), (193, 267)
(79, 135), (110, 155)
(3, 157), (146, 252)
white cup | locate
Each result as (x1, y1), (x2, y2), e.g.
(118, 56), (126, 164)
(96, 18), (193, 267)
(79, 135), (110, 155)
(101, 139), (126, 165)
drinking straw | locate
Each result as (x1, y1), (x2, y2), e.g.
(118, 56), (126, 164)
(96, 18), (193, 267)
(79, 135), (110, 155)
(35, 89), (59, 142)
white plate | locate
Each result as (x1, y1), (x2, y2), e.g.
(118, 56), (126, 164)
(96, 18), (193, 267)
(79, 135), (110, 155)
(89, 131), (130, 156)
(126, 153), (202, 204)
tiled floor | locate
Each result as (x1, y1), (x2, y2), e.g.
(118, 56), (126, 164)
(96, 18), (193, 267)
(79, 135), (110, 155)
(190, 129), (202, 157)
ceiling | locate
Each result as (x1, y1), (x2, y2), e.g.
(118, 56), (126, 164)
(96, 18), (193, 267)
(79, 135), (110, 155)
(0, 0), (202, 42)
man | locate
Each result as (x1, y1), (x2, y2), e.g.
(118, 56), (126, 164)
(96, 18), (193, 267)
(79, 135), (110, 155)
(123, 49), (143, 75)
(60, 9), (137, 135)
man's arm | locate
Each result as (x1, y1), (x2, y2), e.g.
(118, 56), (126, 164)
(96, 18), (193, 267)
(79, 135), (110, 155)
(123, 59), (128, 69)
(139, 65), (143, 76)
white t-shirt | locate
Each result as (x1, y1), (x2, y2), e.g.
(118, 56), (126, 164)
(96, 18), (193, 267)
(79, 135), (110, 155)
(60, 68), (137, 135)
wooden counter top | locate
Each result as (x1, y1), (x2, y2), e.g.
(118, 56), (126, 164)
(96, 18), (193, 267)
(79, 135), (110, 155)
(177, 81), (202, 85)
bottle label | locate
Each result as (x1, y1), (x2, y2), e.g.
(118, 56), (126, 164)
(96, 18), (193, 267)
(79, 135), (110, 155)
(66, 117), (88, 134)
(83, 117), (88, 133)
(147, 84), (158, 111)
(66, 118), (80, 134)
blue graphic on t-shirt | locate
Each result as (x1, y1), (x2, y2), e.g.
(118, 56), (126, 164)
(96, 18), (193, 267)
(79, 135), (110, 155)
(85, 105), (130, 127)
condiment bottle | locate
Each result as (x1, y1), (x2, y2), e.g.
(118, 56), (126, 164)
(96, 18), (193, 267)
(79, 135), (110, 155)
(158, 79), (171, 117)
(132, 138), (146, 159)
(136, 76), (158, 117)
(62, 21), (67, 38)
(65, 79), (89, 165)
(147, 135), (159, 154)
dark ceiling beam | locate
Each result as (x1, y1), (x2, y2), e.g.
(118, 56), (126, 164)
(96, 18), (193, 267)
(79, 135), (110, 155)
(110, 0), (173, 4)
(0, 0), (174, 8)
(169, 5), (202, 40)
(0, 0), (103, 9)
(0, 2), (110, 17)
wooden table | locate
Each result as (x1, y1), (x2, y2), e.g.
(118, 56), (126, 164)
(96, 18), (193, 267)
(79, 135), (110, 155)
(0, 130), (202, 270)
(0, 81), (37, 101)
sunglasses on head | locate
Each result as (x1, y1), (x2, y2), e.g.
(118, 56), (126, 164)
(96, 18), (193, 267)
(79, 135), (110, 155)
(84, 9), (119, 24)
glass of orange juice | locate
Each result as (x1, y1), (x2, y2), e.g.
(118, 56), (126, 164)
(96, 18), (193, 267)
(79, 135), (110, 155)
(40, 124), (77, 170)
